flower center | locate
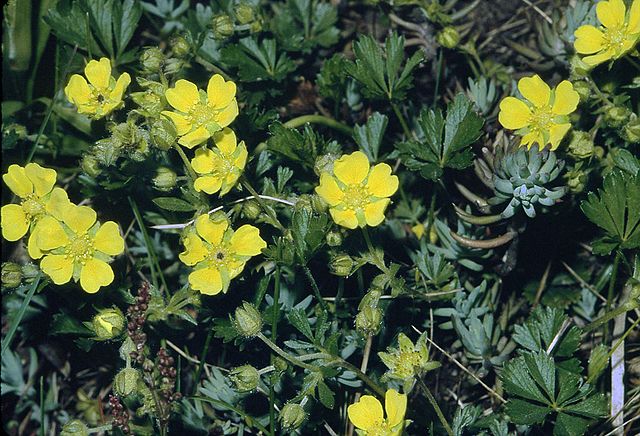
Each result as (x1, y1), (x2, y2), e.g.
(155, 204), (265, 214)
(205, 245), (230, 268)
(21, 195), (45, 218)
(529, 105), (553, 132)
(189, 103), (214, 127)
(367, 422), (394, 436)
(342, 184), (371, 210)
(603, 26), (628, 54)
(65, 233), (95, 264)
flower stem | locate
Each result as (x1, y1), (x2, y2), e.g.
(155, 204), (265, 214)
(256, 333), (318, 371)
(269, 265), (282, 436)
(604, 250), (623, 337)
(283, 114), (353, 136)
(173, 144), (197, 181)
(583, 299), (638, 333)
(192, 326), (215, 395)
(302, 265), (330, 312)
(241, 178), (287, 233)
(417, 378), (454, 436)
(391, 102), (413, 139)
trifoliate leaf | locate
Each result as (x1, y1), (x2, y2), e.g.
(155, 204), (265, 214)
(345, 32), (423, 100)
(272, 0), (340, 53)
(353, 112), (388, 162)
(395, 94), (484, 181)
(221, 37), (296, 82)
(581, 170), (640, 255)
(513, 306), (581, 358)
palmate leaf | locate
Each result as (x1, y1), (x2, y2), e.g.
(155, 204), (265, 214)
(272, 0), (339, 53)
(513, 306), (581, 358)
(581, 170), (640, 255)
(221, 37), (296, 82)
(353, 112), (388, 162)
(395, 94), (484, 180)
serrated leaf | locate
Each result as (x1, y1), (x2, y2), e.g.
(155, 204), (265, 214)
(152, 197), (197, 212)
(395, 94), (483, 181)
(587, 344), (608, 383)
(581, 170), (640, 255)
(221, 37), (296, 82)
(501, 354), (548, 403)
(50, 313), (94, 336)
(504, 398), (550, 425)
(290, 207), (330, 264)
(272, 0), (339, 53)
(213, 318), (238, 343)
(353, 112), (388, 162)
(513, 306), (581, 357)
(317, 379), (335, 408)
(523, 351), (555, 402)
(553, 413), (591, 436)
(287, 308), (314, 341)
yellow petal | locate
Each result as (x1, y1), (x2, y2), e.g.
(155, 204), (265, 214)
(25, 163), (56, 198)
(364, 198), (390, 227)
(329, 208), (358, 229)
(315, 173), (344, 206)
(194, 175), (223, 194)
(45, 188), (72, 220)
(366, 163), (399, 198)
(195, 214), (228, 245)
(80, 258), (114, 293)
(162, 111), (193, 136)
(229, 225), (266, 256)
(93, 221), (124, 256)
(629, 0), (640, 34)
(63, 205), (97, 234)
(518, 75), (551, 107)
(65, 75), (92, 105)
(178, 126), (211, 149)
(334, 151), (370, 185)
(214, 128), (237, 155)
(3, 164), (33, 197)
(596, 0), (625, 28)
(215, 100), (239, 128)
(85, 58), (112, 90)
(520, 131), (544, 150)
(1, 204), (29, 241)
(36, 216), (69, 250)
(27, 227), (43, 259)
(347, 395), (384, 430)
(574, 25), (605, 54)
(207, 74), (237, 109)
(179, 231), (207, 266)
(583, 49), (615, 66)
(109, 72), (131, 102)
(548, 123), (571, 150)
(385, 389), (407, 428)
(41, 254), (74, 285)
(191, 148), (216, 174)
(552, 81), (580, 115)
(189, 267), (223, 295)
(166, 79), (200, 112)
(234, 142), (248, 171)
(498, 97), (532, 130)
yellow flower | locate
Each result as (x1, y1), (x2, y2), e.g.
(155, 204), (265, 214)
(179, 213), (266, 295)
(410, 223), (425, 239)
(1, 163), (71, 256)
(191, 128), (248, 196)
(498, 75), (579, 151)
(315, 151), (399, 229)
(574, 0), (640, 66)
(162, 75), (239, 149)
(35, 205), (124, 293)
(347, 389), (407, 436)
(64, 58), (131, 119)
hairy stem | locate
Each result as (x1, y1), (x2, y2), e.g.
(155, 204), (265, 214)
(417, 378), (454, 436)
(283, 114), (353, 136)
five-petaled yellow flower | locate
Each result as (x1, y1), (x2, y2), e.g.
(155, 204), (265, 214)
(498, 75), (579, 151)
(1, 163), (71, 258)
(65, 58), (131, 119)
(35, 205), (125, 293)
(191, 128), (248, 196)
(348, 389), (407, 436)
(315, 151), (399, 229)
(574, 0), (640, 67)
(162, 75), (239, 149)
(179, 213), (266, 295)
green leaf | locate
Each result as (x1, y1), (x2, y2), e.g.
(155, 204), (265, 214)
(353, 112), (388, 162)
(287, 308), (314, 341)
(513, 306), (581, 357)
(213, 318), (239, 343)
(317, 379), (335, 409)
(50, 313), (93, 336)
(504, 398), (550, 425)
(587, 344), (608, 383)
(395, 94), (484, 181)
(266, 123), (316, 170)
(272, 0), (339, 53)
(523, 351), (555, 401)
(610, 148), (640, 175)
(553, 413), (592, 436)
(345, 32), (423, 100)
(112, 0), (142, 57)
(290, 206), (330, 264)
(581, 170), (640, 255)
(152, 197), (197, 212)
(221, 37), (296, 82)
(501, 354), (548, 403)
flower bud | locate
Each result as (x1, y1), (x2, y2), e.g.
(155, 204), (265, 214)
(150, 118), (177, 151)
(437, 26), (460, 49)
(242, 200), (262, 220)
(569, 55), (591, 77)
(140, 47), (164, 73)
(4, 123), (28, 139)
(572, 80), (590, 102)
(314, 153), (337, 177)
(567, 130), (595, 159)
(326, 230), (343, 247)
(234, 302), (263, 337)
(2, 262), (23, 288)
(21, 263), (40, 283)
(310, 194), (328, 213)
(212, 14), (234, 39)
(565, 167), (588, 194)
(623, 116), (640, 144)
(113, 367), (140, 397)
(92, 308), (125, 340)
(81, 154), (102, 178)
(153, 167), (178, 191)
(273, 356), (288, 373)
(604, 106), (631, 128)
(61, 420), (89, 436)
(356, 306), (383, 336)
(329, 254), (354, 277)
(234, 2), (255, 24)
(279, 402), (307, 431)
(249, 19), (263, 34)
(170, 36), (191, 58)
(229, 364), (260, 392)
(164, 57), (188, 75)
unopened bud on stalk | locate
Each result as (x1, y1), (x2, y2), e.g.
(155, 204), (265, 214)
(604, 106), (631, 128)
(212, 14), (234, 39)
(279, 402), (307, 431)
(92, 308), (125, 340)
(170, 36), (191, 58)
(242, 200), (262, 220)
(61, 420), (89, 436)
(567, 131), (595, 159)
(234, 2), (255, 24)
(150, 118), (177, 151)
(329, 254), (354, 277)
(153, 167), (178, 191)
(326, 230), (343, 247)
(234, 302), (263, 337)
(437, 26), (460, 49)
(81, 155), (102, 178)
(2, 262), (22, 288)
(355, 306), (383, 335)
(623, 116), (640, 143)
(113, 367), (140, 396)
(229, 364), (260, 392)
(140, 47), (164, 73)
